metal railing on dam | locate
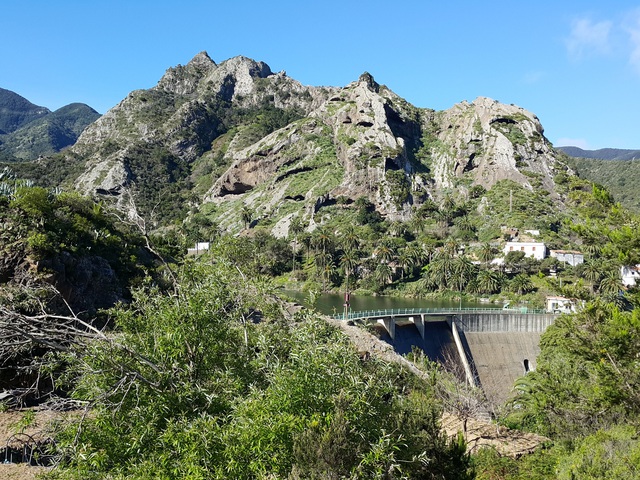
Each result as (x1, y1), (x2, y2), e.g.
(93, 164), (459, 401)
(331, 307), (550, 322)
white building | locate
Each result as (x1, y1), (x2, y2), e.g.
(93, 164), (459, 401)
(546, 296), (578, 313)
(187, 242), (210, 255)
(621, 265), (640, 287)
(504, 241), (546, 260)
(550, 250), (584, 267)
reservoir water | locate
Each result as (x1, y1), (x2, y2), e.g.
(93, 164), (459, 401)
(282, 290), (492, 316)
(282, 290), (498, 359)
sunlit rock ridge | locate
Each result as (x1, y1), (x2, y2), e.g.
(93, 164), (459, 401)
(66, 51), (569, 231)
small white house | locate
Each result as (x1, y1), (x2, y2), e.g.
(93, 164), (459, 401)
(550, 250), (584, 267)
(504, 241), (546, 260)
(546, 296), (577, 314)
(187, 242), (210, 255)
(621, 265), (640, 287)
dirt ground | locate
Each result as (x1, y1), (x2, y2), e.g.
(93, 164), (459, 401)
(0, 408), (63, 480)
(0, 463), (48, 480)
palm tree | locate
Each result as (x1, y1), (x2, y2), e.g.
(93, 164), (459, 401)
(429, 250), (454, 290)
(339, 224), (360, 252)
(388, 221), (407, 238)
(416, 267), (438, 293)
(509, 274), (534, 295)
(314, 250), (335, 292)
(289, 216), (305, 274)
(452, 256), (477, 292)
(321, 257), (337, 291)
(374, 239), (395, 264)
(582, 259), (603, 294)
(599, 270), (623, 297)
(339, 248), (359, 291)
(583, 243), (602, 259)
(400, 243), (425, 279)
(374, 263), (393, 289)
(240, 205), (253, 229)
(312, 226), (333, 259)
(422, 242), (437, 264)
(442, 238), (459, 257)
(477, 243), (495, 266)
(475, 269), (502, 294)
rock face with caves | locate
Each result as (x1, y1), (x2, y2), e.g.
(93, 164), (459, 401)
(59, 51), (568, 234)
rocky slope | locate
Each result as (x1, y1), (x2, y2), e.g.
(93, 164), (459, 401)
(50, 52), (570, 232)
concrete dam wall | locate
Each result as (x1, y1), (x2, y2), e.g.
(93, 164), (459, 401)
(372, 312), (556, 408)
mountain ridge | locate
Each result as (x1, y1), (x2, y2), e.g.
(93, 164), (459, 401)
(39, 51), (570, 235)
(0, 88), (100, 161)
(558, 146), (640, 161)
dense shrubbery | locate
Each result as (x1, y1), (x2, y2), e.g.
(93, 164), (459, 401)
(48, 249), (473, 479)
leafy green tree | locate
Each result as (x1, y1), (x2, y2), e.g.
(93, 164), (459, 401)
(508, 302), (640, 439)
(504, 250), (526, 273)
(556, 425), (640, 480)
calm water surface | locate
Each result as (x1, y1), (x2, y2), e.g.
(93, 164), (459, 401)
(283, 290), (501, 358)
(283, 290), (495, 316)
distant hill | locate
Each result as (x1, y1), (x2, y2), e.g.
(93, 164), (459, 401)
(0, 87), (50, 134)
(557, 146), (640, 211)
(558, 146), (640, 161)
(0, 89), (99, 161)
(30, 51), (570, 232)
(564, 155), (640, 212)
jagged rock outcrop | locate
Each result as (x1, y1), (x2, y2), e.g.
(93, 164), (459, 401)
(44, 51), (569, 232)
(432, 97), (559, 194)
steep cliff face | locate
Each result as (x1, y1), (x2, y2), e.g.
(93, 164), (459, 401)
(432, 97), (558, 194)
(71, 52), (326, 212)
(60, 52), (569, 231)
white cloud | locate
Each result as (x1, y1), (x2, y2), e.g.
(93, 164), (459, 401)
(555, 137), (590, 149)
(624, 9), (640, 74)
(566, 17), (612, 59)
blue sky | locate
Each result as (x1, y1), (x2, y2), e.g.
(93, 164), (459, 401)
(2, 1), (639, 150)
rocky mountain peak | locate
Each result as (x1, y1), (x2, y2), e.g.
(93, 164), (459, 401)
(187, 51), (216, 69)
(357, 72), (380, 93)
(55, 54), (571, 234)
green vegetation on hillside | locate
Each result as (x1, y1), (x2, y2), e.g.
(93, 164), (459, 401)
(567, 155), (640, 212)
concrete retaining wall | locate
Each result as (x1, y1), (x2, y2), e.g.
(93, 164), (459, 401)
(452, 313), (556, 333)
